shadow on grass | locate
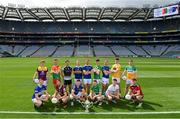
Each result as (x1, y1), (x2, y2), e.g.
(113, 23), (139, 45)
(34, 99), (163, 112)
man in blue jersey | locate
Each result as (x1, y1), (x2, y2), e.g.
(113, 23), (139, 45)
(102, 59), (111, 93)
(32, 79), (50, 107)
(83, 59), (93, 94)
(73, 60), (83, 83)
(70, 80), (86, 106)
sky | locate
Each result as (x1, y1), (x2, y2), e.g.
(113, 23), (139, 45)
(0, 0), (179, 8)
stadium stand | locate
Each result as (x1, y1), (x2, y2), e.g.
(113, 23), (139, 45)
(52, 45), (74, 57)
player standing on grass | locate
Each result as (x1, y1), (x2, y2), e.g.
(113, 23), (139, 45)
(73, 59), (83, 83)
(33, 60), (49, 86)
(62, 60), (73, 94)
(102, 59), (111, 94)
(93, 59), (102, 83)
(83, 59), (93, 94)
(122, 59), (137, 95)
(89, 80), (104, 105)
(52, 81), (69, 108)
(126, 78), (143, 108)
(111, 58), (122, 92)
(32, 78), (50, 108)
(106, 79), (120, 104)
(51, 59), (62, 88)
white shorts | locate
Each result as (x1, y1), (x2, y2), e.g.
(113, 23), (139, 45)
(112, 77), (120, 84)
(83, 79), (92, 84)
(43, 80), (48, 86)
(126, 79), (132, 85)
(102, 77), (109, 84)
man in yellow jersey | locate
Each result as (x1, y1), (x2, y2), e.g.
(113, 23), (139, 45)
(111, 58), (122, 86)
(122, 59), (137, 95)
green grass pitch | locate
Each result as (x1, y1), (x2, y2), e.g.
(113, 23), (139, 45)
(0, 57), (180, 118)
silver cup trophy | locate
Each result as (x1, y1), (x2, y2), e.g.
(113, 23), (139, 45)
(80, 99), (93, 112)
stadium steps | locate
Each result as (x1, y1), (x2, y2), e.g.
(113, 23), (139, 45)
(160, 45), (171, 56)
(140, 46), (151, 56)
(72, 45), (76, 57)
(17, 46), (29, 57)
(28, 46), (43, 57)
(108, 46), (117, 57)
(49, 45), (60, 57)
(124, 46), (137, 56)
(92, 46), (96, 57)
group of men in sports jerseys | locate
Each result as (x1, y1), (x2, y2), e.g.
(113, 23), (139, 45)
(31, 58), (144, 109)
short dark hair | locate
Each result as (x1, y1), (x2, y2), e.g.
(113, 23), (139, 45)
(65, 60), (69, 63)
(93, 80), (97, 83)
(96, 59), (100, 62)
(132, 78), (137, 81)
(115, 57), (119, 60)
(113, 79), (117, 81)
(54, 59), (58, 61)
(76, 79), (80, 82)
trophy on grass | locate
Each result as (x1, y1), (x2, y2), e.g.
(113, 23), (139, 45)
(79, 99), (93, 112)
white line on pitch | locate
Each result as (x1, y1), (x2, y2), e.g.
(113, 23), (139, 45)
(0, 111), (180, 115)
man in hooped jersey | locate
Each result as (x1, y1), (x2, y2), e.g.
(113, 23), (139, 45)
(73, 59), (83, 83)
(33, 60), (49, 86)
(83, 59), (93, 94)
(122, 59), (137, 95)
(32, 78), (50, 108)
(51, 59), (62, 88)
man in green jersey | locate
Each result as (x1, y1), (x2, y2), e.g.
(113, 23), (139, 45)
(122, 59), (137, 95)
(51, 59), (62, 88)
(89, 80), (104, 105)
(93, 59), (102, 83)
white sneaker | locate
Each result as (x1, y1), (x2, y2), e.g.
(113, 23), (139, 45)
(136, 103), (143, 108)
(98, 102), (102, 106)
(71, 101), (74, 106)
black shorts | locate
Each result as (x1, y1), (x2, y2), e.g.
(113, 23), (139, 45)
(64, 80), (72, 85)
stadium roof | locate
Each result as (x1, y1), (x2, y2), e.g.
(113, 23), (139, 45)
(0, 0), (179, 8)
(0, 0), (179, 22)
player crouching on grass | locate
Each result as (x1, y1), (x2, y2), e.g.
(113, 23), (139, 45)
(105, 79), (120, 104)
(51, 81), (69, 108)
(89, 80), (104, 105)
(125, 78), (144, 108)
(70, 80), (86, 106)
(32, 78), (50, 108)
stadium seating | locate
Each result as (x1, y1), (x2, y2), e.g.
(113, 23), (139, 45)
(75, 45), (93, 56)
(52, 45), (74, 57)
(93, 45), (114, 56)
(111, 45), (135, 56)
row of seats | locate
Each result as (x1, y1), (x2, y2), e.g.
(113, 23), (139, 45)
(0, 44), (180, 57)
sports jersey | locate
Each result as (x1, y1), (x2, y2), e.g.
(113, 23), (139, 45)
(83, 65), (93, 79)
(94, 65), (101, 79)
(37, 66), (48, 81)
(91, 84), (101, 95)
(125, 65), (137, 80)
(72, 84), (83, 95)
(32, 84), (46, 99)
(102, 66), (110, 78)
(130, 85), (143, 96)
(62, 66), (72, 80)
(51, 65), (61, 80)
(111, 64), (122, 78)
(73, 66), (83, 79)
(106, 84), (119, 94)
(56, 85), (66, 96)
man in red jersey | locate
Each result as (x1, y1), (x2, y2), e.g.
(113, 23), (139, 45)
(127, 78), (144, 108)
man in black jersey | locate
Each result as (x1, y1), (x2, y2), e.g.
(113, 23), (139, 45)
(62, 60), (73, 94)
